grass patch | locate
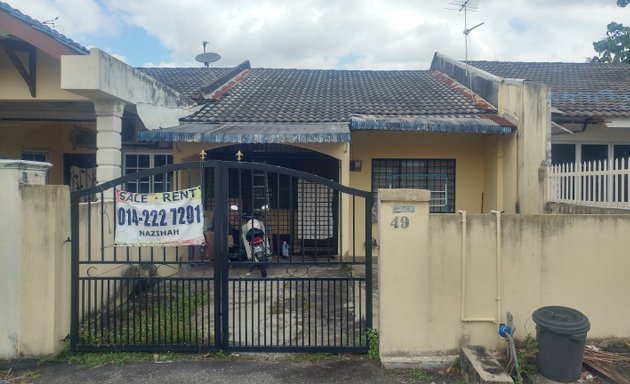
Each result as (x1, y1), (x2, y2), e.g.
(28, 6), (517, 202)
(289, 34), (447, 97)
(409, 369), (433, 383)
(290, 352), (342, 362)
(78, 279), (212, 346)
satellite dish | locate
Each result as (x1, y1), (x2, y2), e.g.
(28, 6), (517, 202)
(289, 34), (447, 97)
(195, 52), (221, 67)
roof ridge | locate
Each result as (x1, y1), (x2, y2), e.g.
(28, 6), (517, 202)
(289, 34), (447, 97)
(195, 60), (251, 100)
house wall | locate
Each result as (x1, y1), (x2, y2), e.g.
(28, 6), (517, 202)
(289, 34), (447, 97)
(0, 121), (95, 184)
(0, 46), (85, 101)
(497, 81), (549, 214)
(379, 192), (630, 365)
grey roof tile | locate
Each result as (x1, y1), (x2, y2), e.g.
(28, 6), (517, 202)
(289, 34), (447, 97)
(137, 67), (233, 99)
(470, 61), (630, 119)
(0, 1), (89, 54)
(141, 67), (497, 123)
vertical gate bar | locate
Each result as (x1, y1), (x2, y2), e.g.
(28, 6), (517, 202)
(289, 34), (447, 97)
(358, 278), (363, 346)
(307, 280), (312, 346)
(200, 279), (205, 346)
(289, 176), (294, 261)
(100, 192), (105, 261)
(113, 193), (117, 262)
(352, 196), (356, 263)
(70, 193), (80, 351)
(263, 279), (267, 346)
(365, 194), (373, 333)
(176, 280), (180, 345)
(276, 279), (280, 346)
(158, 280), (162, 344)
(132, 279), (137, 344)
(275, 173), (280, 264)
(213, 163), (228, 349)
(245, 280), (249, 346)
(127, 278), (131, 345)
(333, 280), (337, 346)
(326, 279), (334, 345)
(232, 281), (236, 346)
(269, 281), (273, 346)
(345, 280), (349, 346)
(169, 280), (173, 345)
(289, 280), (293, 346)
(301, 280), (305, 346)
(194, 279), (199, 346)
(87, 199), (92, 262)
(112, 280), (116, 345)
(257, 280), (261, 346)
(314, 280), (319, 346)
(188, 280), (192, 343)
(320, 280), (324, 345)
(352, 280), (356, 346)
(238, 280), (242, 346)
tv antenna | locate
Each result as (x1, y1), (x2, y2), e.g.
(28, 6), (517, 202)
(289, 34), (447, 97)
(449, 0), (484, 64)
(42, 16), (59, 28)
(195, 41), (221, 68)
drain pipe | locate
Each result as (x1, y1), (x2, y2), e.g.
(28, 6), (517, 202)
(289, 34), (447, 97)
(490, 210), (503, 325)
(458, 210), (496, 324)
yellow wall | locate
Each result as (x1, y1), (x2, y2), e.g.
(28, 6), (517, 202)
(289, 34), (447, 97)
(0, 47), (85, 101)
(379, 200), (630, 362)
(350, 131), (489, 212)
(0, 121), (96, 184)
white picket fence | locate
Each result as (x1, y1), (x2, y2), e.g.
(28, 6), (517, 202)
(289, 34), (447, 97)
(547, 158), (630, 209)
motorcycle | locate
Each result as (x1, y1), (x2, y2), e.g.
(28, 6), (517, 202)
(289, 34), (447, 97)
(231, 205), (272, 277)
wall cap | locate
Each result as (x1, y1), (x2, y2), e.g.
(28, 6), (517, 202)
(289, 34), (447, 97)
(379, 188), (431, 202)
(0, 160), (52, 171)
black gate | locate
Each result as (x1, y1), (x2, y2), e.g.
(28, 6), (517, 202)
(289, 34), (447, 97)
(71, 160), (372, 353)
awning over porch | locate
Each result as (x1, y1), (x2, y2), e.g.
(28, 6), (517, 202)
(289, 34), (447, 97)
(137, 122), (351, 143)
(350, 114), (516, 135)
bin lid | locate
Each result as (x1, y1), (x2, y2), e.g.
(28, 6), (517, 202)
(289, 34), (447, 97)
(532, 306), (590, 335)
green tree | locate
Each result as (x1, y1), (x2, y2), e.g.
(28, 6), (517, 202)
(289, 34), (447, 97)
(618, 0), (629, 7)
(591, 22), (630, 63)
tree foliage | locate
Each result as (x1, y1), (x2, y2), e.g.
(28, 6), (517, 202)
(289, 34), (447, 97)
(591, 22), (630, 63)
(618, 0), (629, 7)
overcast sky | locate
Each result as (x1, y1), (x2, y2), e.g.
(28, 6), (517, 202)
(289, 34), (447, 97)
(8, 0), (630, 69)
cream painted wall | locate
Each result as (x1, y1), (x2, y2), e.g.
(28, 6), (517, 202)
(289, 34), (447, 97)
(380, 206), (630, 361)
(19, 185), (71, 356)
(0, 122), (96, 184)
(350, 131), (488, 212)
(0, 47), (86, 101)
(498, 81), (550, 213)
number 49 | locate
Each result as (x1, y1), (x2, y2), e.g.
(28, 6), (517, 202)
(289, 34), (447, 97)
(390, 215), (409, 229)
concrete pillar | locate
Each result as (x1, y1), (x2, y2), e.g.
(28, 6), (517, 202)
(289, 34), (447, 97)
(94, 100), (126, 184)
(0, 160), (51, 359)
(378, 189), (440, 368)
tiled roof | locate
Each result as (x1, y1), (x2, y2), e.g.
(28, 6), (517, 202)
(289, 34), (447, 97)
(137, 67), (233, 99)
(0, 1), (89, 54)
(469, 61), (630, 119)
(140, 67), (497, 123)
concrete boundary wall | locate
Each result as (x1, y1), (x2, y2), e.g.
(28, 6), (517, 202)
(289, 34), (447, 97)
(378, 188), (630, 366)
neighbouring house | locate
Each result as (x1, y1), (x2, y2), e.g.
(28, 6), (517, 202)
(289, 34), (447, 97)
(436, 56), (630, 209)
(0, 1), (194, 190)
(465, 59), (630, 167)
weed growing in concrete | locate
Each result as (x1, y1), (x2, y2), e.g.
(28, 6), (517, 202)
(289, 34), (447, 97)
(409, 369), (433, 383)
(515, 334), (538, 383)
(366, 328), (379, 360)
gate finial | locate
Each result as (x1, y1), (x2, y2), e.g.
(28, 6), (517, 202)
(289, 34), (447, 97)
(235, 150), (243, 161)
(199, 149), (207, 160)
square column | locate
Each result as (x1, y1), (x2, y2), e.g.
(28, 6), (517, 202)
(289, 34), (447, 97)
(94, 100), (126, 184)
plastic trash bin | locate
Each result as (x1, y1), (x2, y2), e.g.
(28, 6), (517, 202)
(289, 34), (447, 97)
(532, 306), (590, 382)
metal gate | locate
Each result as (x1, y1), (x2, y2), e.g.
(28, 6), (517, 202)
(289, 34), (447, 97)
(70, 160), (372, 353)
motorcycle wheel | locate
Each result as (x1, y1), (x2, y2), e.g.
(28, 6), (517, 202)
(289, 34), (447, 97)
(260, 265), (267, 278)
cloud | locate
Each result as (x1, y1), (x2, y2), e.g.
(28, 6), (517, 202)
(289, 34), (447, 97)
(6, 0), (627, 68)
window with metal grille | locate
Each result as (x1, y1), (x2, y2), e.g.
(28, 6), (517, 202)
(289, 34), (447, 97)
(372, 159), (455, 213)
(123, 153), (173, 193)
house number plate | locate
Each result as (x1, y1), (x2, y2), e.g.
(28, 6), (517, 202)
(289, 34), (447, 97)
(392, 205), (415, 213)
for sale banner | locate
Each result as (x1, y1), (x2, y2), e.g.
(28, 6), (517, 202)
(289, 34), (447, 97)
(115, 186), (205, 247)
